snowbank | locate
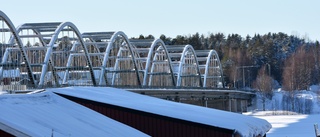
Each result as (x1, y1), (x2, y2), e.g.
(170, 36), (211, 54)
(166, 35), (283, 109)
(246, 112), (320, 137)
(51, 87), (272, 137)
(0, 91), (149, 137)
(252, 87), (320, 114)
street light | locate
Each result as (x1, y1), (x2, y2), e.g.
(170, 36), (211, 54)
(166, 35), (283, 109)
(234, 65), (259, 89)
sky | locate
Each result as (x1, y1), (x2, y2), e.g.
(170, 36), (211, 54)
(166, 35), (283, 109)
(1, 0), (319, 41)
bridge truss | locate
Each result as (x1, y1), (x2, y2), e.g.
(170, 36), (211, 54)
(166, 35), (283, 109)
(0, 10), (224, 91)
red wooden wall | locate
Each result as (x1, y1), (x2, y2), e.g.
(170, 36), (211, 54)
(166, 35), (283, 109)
(0, 130), (14, 137)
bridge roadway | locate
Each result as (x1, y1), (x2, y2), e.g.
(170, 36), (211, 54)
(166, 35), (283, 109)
(123, 87), (255, 113)
(7, 86), (255, 113)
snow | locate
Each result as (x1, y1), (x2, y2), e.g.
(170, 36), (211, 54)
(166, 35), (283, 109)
(245, 111), (320, 137)
(50, 86), (271, 137)
(252, 88), (320, 114)
(0, 91), (149, 137)
(244, 85), (320, 137)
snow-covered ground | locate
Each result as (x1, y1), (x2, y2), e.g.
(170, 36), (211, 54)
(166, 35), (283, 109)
(245, 112), (320, 137)
(252, 87), (320, 114)
(245, 85), (320, 137)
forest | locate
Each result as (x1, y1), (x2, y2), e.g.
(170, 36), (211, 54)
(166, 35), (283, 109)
(135, 32), (320, 93)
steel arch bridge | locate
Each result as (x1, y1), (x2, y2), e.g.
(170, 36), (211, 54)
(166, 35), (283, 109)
(0, 10), (224, 91)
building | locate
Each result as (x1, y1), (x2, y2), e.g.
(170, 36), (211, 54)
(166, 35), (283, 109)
(53, 87), (271, 137)
(0, 91), (149, 137)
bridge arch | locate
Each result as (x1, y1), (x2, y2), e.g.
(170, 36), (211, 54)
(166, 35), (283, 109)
(0, 11), (228, 90)
(48, 22), (96, 87)
(12, 22), (96, 88)
(130, 39), (175, 87)
(82, 32), (110, 85)
(166, 45), (202, 87)
(196, 50), (224, 88)
(83, 31), (141, 86)
(110, 31), (141, 86)
(0, 11), (36, 89)
(12, 23), (62, 87)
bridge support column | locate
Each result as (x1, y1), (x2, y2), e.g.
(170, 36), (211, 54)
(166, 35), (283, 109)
(202, 97), (208, 107)
(228, 99), (231, 112)
(174, 96), (180, 103)
(239, 100), (243, 112)
(233, 99), (238, 112)
(227, 99), (239, 112)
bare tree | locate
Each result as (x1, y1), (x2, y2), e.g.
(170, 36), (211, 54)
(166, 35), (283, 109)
(253, 65), (273, 111)
(283, 46), (315, 91)
(282, 46), (316, 111)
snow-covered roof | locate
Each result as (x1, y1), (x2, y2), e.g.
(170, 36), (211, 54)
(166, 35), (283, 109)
(51, 87), (272, 136)
(0, 91), (149, 137)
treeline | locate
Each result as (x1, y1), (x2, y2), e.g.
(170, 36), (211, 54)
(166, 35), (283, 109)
(135, 32), (320, 91)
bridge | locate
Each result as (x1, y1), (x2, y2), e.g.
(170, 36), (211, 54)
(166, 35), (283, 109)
(0, 11), (254, 112)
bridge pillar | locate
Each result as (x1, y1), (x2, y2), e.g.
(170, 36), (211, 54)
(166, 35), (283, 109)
(228, 99), (231, 112)
(202, 97), (208, 107)
(174, 96), (180, 103)
(233, 99), (238, 112)
(239, 99), (243, 112)
(227, 98), (239, 112)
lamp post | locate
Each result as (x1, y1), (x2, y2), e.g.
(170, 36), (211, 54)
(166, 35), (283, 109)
(234, 65), (259, 89)
(242, 67), (245, 88)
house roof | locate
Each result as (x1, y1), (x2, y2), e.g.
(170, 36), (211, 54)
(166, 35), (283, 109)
(51, 87), (272, 136)
(0, 91), (150, 137)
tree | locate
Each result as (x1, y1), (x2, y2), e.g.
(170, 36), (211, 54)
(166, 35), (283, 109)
(253, 65), (273, 111)
(160, 34), (172, 45)
(281, 45), (316, 112)
(151, 32), (316, 89)
(282, 46), (315, 91)
(145, 34), (154, 39)
(188, 32), (201, 50)
(172, 35), (188, 45)
(138, 34), (145, 39)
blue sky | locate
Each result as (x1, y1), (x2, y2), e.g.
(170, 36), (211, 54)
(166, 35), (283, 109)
(1, 0), (319, 41)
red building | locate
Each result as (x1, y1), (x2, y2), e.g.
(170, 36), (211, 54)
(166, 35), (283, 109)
(54, 87), (271, 137)
(0, 91), (149, 137)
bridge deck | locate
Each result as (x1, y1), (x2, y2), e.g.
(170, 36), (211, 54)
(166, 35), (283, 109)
(123, 87), (255, 113)
(125, 88), (255, 100)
